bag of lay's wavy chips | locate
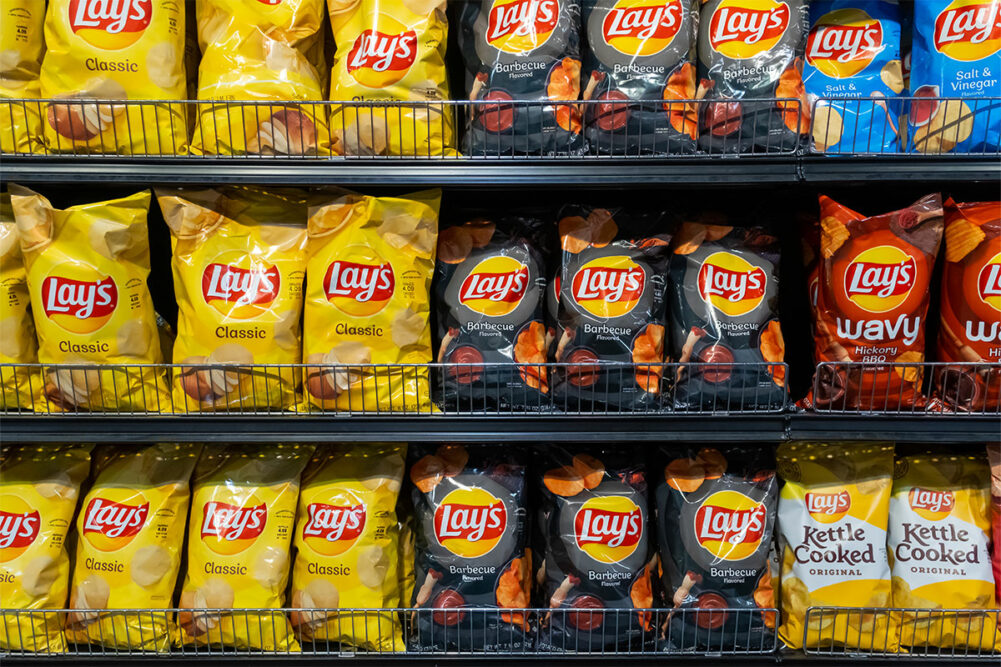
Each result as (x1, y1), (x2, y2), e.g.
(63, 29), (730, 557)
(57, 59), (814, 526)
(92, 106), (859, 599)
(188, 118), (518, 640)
(66, 444), (200, 650)
(889, 453), (1000, 651)
(179, 444), (312, 651)
(1, 194), (43, 411)
(776, 442), (897, 651)
(328, 0), (454, 157)
(805, 1), (905, 154)
(0, 0), (44, 154)
(0, 445), (92, 653)
(290, 443), (406, 651)
(8, 186), (170, 412)
(157, 187), (311, 412)
(304, 190), (440, 412)
(39, 0), (186, 154)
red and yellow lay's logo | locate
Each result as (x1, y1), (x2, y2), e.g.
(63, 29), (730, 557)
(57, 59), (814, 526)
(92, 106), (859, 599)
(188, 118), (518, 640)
(201, 262), (281, 319)
(41, 271), (118, 334)
(433, 487), (507, 558)
(805, 490), (851, 524)
(0, 497), (40, 562)
(68, 0), (152, 50)
(694, 490), (767, 561)
(323, 247), (395, 317)
(934, 0), (1001, 61)
(843, 245), (917, 313)
(200, 499), (267, 555)
(486, 0), (561, 54)
(458, 256), (529, 317)
(574, 495), (643, 564)
(806, 8), (884, 78)
(697, 251), (767, 316)
(908, 487), (956, 521)
(602, 0), (684, 57)
(977, 251), (1001, 311)
(346, 17), (418, 89)
(301, 497), (366, 557)
(571, 255), (645, 318)
(708, 0), (790, 60)
(81, 494), (149, 552)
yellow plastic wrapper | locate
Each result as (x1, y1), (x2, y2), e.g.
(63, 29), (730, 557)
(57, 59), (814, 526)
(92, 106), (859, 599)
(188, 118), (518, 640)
(67, 444), (200, 651)
(777, 442), (898, 651)
(1, 194), (42, 410)
(0, 444), (92, 653)
(0, 0), (44, 154)
(304, 190), (440, 412)
(39, 0), (186, 154)
(290, 443), (406, 651)
(889, 454), (1000, 651)
(8, 186), (170, 412)
(329, 0), (454, 156)
(179, 444), (313, 651)
(157, 187), (311, 412)
(190, 0), (331, 156)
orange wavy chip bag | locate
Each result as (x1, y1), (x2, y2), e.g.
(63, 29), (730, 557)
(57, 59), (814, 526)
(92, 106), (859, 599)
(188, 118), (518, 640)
(0, 0), (45, 154)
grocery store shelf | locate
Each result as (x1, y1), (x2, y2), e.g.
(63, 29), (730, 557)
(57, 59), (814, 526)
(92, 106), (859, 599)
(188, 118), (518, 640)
(798, 155), (1001, 182)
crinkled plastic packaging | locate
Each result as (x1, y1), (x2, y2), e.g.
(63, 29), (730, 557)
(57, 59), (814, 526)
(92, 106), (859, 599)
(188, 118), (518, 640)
(0, 0), (44, 154)
(1, 193), (42, 410)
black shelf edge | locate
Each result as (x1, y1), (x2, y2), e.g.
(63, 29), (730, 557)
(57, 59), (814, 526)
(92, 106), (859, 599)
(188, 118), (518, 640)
(798, 156), (1001, 182)
(786, 414), (1000, 442)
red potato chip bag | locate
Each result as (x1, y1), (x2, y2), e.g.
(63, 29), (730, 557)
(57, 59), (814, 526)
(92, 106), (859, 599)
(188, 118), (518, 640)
(989, 443), (1001, 603)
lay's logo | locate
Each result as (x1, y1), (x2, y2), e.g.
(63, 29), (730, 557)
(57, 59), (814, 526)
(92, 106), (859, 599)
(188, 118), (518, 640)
(908, 487), (955, 520)
(487, 0), (561, 54)
(0, 509), (40, 551)
(82, 496), (149, 551)
(201, 500), (267, 555)
(41, 274), (118, 334)
(708, 0), (790, 60)
(977, 251), (1001, 311)
(574, 496), (643, 563)
(844, 245), (917, 313)
(69, 0), (151, 50)
(433, 487), (507, 558)
(302, 500), (366, 557)
(202, 263), (280, 317)
(347, 23), (418, 89)
(806, 9), (884, 79)
(458, 256), (529, 317)
(806, 490), (851, 523)
(571, 256), (645, 318)
(602, 0), (684, 57)
(324, 256), (395, 317)
(934, 0), (1001, 61)
(694, 491), (767, 561)
(697, 251), (767, 316)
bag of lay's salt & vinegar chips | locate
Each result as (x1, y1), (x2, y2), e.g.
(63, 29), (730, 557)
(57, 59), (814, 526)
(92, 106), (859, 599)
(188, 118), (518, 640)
(179, 444), (312, 651)
(0, 444), (92, 653)
(304, 190), (440, 412)
(0, 0), (45, 154)
(776, 442), (897, 651)
(9, 186), (170, 412)
(290, 443), (407, 651)
(39, 0), (187, 154)
(1, 193), (43, 411)
(889, 453), (1000, 651)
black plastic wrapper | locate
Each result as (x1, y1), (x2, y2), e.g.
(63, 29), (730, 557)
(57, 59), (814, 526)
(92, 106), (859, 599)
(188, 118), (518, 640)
(535, 445), (657, 651)
(551, 205), (672, 411)
(667, 220), (787, 410)
(459, 0), (586, 156)
(654, 445), (778, 651)
(408, 444), (532, 651)
(696, 0), (809, 153)
(581, 0), (699, 155)
(434, 216), (551, 411)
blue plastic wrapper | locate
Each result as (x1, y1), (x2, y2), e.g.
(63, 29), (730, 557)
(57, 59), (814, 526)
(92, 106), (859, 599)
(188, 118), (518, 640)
(804, 1), (905, 154)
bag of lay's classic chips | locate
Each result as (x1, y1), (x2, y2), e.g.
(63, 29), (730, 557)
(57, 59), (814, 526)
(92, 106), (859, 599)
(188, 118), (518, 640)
(1, 194), (43, 411)
(776, 442), (897, 651)
(157, 187), (311, 412)
(8, 186), (170, 412)
(304, 190), (440, 412)
(908, 1), (1001, 154)
(329, 0), (454, 157)
(805, 1), (905, 154)
(0, 0), (44, 154)
(0, 445), (92, 653)
(39, 0), (186, 154)
(889, 453), (1000, 651)
(290, 443), (407, 651)
(179, 444), (312, 651)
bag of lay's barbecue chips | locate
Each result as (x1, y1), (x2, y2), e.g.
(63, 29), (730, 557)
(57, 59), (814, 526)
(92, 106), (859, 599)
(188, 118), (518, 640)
(39, 0), (186, 154)
(908, 1), (1001, 154)
(0, 445), (92, 653)
(0, 0), (44, 154)
(808, 194), (944, 411)
(8, 186), (170, 412)
(191, 0), (331, 156)
(304, 190), (440, 412)
(889, 453), (1000, 652)
(157, 187), (311, 412)
(67, 444), (200, 650)
(290, 443), (407, 651)
(328, 0), (454, 157)
(776, 442), (897, 651)
(805, 1), (905, 154)
(1, 194), (43, 411)
(179, 444), (312, 651)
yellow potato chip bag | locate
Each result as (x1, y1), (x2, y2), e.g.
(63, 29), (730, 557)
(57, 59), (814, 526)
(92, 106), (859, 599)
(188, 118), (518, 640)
(889, 453), (1000, 651)
(0, 0), (44, 154)
(777, 442), (897, 651)
(304, 190), (440, 412)
(39, 0), (186, 154)
(1, 194), (42, 410)
(0, 444), (92, 653)
(329, 0), (455, 156)
(179, 444), (312, 651)
(67, 444), (200, 650)
(9, 186), (170, 412)
(290, 443), (406, 651)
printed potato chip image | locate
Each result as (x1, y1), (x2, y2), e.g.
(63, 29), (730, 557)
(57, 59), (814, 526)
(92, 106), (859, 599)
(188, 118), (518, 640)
(1, 194), (42, 410)
(0, 0), (44, 154)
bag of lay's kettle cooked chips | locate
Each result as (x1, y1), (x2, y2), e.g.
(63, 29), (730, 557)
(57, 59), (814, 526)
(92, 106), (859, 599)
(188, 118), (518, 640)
(889, 453), (1000, 652)
(0, 445), (92, 653)
(290, 443), (407, 651)
(67, 444), (200, 650)
(776, 442), (897, 651)
(0, 0), (45, 154)
(304, 190), (440, 412)
(1, 194), (43, 411)
(39, 0), (187, 154)
(179, 444), (312, 651)
(8, 186), (170, 412)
